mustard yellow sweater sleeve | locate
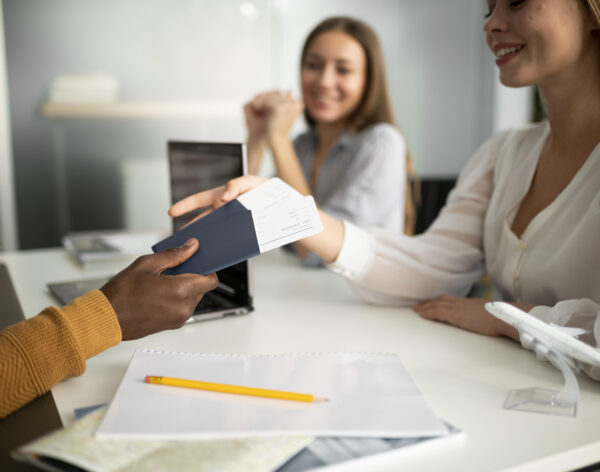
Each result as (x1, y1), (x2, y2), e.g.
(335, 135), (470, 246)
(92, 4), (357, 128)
(0, 290), (122, 419)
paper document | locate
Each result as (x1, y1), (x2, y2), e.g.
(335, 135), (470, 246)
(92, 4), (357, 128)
(237, 177), (302, 211)
(251, 196), (320, 253)
(64, 230), (166, 265)
(96, 350), (448, 441)
(277, 423), (463, 472)
(228, 178), (321, 252)
(152, 178), (322, 275)
(13, 407), (312, 472)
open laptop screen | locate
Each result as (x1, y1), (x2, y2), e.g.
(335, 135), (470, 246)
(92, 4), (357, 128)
(168, 141), (252, 316)
(169, 142), (245, 230)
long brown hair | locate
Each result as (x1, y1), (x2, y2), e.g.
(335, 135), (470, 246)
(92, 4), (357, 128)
(300, 16), (419, 235)
(586, 0), (600, 26)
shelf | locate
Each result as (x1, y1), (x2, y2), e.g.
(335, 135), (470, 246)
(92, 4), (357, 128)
(41, 100), (241, 119)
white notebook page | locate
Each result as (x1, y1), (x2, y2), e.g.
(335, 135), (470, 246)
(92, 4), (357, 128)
(96, 351), (448, 441)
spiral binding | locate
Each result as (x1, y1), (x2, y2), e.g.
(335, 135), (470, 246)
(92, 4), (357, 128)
(138, 349), (397, 359)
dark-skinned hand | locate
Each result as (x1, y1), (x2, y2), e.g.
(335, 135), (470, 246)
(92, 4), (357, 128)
(100, 238), (218, 340)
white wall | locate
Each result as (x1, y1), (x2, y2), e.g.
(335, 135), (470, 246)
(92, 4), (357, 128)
(0, 2), (17, 251)
(4, 0), (275, 247)
(3, 0), (534, 247)
(492, 71), (534, 133)
(273, 0), (495, 177)
(120, 158), (170, 232)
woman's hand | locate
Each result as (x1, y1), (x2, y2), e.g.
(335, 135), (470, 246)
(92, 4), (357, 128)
(244, 90), (304, 143)
(263, 91), (304, 146)
(244, 90), (303, 175)
(244, 90), (279, 144)
(168, 174), (344, 266)
(413, 295), (520, 340)
(247, 91), (309, 195)
(168, 175), (267, 221)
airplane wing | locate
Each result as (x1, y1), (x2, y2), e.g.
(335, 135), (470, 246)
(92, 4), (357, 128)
(549, 324), (588, 337)
(485, 302), (600, 366)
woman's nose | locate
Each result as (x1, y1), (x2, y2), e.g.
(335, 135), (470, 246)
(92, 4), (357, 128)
(483, 5), (508, 35)
(317, 64), (336, 87)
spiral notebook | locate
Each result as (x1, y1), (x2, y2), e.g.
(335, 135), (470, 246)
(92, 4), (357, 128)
(96, 350), (448, 441)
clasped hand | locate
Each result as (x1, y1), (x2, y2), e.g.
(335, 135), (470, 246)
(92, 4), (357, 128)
(244, 90), (304, 146)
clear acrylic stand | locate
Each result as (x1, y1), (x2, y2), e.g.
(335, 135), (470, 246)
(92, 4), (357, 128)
(503, 339), (578, 417)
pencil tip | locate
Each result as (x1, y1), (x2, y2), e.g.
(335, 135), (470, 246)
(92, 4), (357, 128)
(314, 397), (330, 403)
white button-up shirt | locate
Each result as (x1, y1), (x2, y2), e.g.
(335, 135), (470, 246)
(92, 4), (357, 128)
(330, 121), (600, 379)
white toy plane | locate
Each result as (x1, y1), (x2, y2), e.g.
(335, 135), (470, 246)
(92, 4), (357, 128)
(484, 301), (600, 366)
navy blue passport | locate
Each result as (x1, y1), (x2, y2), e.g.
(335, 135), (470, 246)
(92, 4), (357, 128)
(152, 200), (260, 275)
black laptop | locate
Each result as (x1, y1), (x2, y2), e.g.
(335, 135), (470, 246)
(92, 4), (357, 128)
(48, 141), (253, 322)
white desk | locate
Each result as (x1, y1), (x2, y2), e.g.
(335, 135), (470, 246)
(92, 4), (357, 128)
(2, 248), (600, 471)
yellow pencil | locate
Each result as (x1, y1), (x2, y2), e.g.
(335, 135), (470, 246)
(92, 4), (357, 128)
(144, 375), (329, 403)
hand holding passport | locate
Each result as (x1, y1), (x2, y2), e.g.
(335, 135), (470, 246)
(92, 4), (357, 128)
(153, 178), (323, 275)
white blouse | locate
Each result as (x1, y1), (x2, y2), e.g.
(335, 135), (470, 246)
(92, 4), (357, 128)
(329, 122), (600, 378)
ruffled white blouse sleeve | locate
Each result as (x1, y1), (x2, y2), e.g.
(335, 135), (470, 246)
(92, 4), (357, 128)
(328, 131), (508, 305)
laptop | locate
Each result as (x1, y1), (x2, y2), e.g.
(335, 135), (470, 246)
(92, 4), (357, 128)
(48, 141), (254, 322)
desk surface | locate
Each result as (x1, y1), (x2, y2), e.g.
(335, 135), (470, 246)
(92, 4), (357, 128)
(1, 248), (600, 472)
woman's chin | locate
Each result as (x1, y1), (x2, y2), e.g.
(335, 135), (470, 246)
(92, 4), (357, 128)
(308, 111), (350, 126)
(498, 72), (534, 89)
(305, 103), (346, 121)
(307, 109), (336, 123)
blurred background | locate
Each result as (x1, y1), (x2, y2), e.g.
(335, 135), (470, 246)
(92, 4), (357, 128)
(0, 0), (533, 251)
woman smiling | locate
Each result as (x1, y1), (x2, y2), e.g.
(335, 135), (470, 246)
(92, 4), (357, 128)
(244, 17), (416, 265)
(172, 1), (600, 378)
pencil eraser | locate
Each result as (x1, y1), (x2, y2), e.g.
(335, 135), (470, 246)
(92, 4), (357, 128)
(144, 375), (151, 383)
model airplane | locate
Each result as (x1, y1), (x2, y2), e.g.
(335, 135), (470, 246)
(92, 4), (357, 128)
(485, 301), (600, 366)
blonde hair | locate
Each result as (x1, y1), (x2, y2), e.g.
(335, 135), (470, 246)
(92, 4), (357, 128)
(586, 0), (600, 26)
(301, 17), (419, 235)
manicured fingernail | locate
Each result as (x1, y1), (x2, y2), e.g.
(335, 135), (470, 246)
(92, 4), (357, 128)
(184, 238), (195, 247)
